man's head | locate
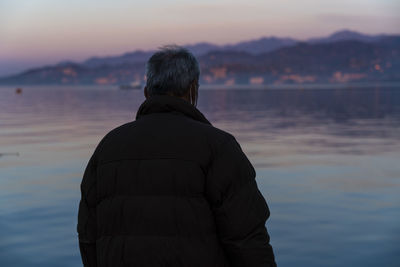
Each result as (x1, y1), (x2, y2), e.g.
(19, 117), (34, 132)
(144, 45), (200, 106)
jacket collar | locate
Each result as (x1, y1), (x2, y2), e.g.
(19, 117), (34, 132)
(136, 94), (212, 125)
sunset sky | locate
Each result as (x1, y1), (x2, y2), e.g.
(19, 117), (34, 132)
(1, 0), (399, 76)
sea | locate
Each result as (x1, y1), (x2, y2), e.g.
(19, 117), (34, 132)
(0, 85), (399, 266)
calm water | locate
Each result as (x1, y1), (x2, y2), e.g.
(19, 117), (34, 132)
(0, 85), (400, 266)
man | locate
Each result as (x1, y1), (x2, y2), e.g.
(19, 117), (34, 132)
(77, 45), (276, 267)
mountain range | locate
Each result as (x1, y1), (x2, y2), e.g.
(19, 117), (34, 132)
(1, 30), (399, 86)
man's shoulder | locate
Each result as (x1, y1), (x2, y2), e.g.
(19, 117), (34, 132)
(207, 125), (236, 145)
(104, 121), (136, 139)
(93, 121), (137, 153)
(193, 122), (241, 154)
(94, 118), (238, 156)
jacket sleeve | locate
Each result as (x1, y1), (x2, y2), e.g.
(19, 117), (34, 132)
(205, 135), (276, 267)
(77, 150), (99, 267)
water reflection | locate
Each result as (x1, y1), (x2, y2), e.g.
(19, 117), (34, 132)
(0, 86), (399, 266)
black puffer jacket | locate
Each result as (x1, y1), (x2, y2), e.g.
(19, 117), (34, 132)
(77, 95), (276, 267)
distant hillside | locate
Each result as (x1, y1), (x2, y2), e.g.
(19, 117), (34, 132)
(81, 36), (297, 68)
(308, 29), (388, 43)
(1, 30), (399, 86)
(80, 30), (386, 68)
(199, 38), (400, 85)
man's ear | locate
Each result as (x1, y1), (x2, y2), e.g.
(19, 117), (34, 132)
(144, 86), (149, 99)
(191, 80), (199, 106)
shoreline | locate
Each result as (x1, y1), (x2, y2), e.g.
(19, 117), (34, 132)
(1, 81), (400, 90)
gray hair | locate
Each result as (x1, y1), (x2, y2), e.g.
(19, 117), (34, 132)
(145, 45), (200, 97)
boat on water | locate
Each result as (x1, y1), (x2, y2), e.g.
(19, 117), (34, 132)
(119, 81), (142, 90)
